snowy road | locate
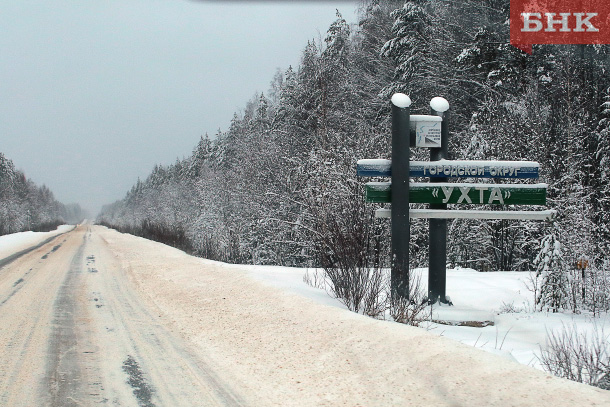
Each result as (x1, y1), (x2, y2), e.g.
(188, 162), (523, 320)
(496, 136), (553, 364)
(0, 225), (244, 406)
(1, 225), (609, 406)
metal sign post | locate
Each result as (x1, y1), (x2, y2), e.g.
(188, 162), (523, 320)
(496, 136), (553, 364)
(428, 97), (450, 304)
(390, 93), (411, 300)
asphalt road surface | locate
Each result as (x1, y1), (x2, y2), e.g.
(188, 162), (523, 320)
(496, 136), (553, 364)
(0, 225), (245, 407)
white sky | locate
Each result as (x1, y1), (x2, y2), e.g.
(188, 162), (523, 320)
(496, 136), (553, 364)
(0, 0), (358, 215)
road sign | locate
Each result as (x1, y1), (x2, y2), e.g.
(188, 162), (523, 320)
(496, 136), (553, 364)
(365, 182), (547, 205)
(356, 159), (392, 177)
(410, 160), (539, 179)
(357, 159), (540, 179)
(375, 208), (557, 221)
(357, 94), (555, 305)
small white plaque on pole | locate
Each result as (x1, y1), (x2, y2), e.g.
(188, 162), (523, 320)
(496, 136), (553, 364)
(411, 115), (442, 148)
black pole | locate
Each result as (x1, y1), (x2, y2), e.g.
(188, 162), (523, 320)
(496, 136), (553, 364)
(391, 93), (411, 299)
(428, 97), (450, 304)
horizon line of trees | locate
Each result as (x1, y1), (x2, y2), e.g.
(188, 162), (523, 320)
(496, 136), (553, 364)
(0, 152), (85, 235)
(98, 0), (610, 313)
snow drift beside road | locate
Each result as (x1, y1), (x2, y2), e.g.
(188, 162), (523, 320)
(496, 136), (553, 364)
(0, 225), (74, 260)
(97, 226), (610, 406)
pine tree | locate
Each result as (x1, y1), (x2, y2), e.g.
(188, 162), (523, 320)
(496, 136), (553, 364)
(380, 0), (433, 98)
(594, 86), (610, 255)
(534, 225), (568, 312)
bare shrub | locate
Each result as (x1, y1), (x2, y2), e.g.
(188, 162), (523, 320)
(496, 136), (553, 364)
(539, 322), (610, 389)
(525, 270), (541, 312)
(307, 187), (430, 321)
(309, 189), (389, 317)
(324, 266), (386, 317)
(585, 264), (610, 317)
(302, 269), (326, 290)
(389, 270), (430, 326)
(497, 301), (526, 314)
(361, 267), (388, 318)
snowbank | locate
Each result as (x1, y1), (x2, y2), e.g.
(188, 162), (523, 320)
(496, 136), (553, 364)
(98, 226), (610, 406)
(0, 225), (74, 260)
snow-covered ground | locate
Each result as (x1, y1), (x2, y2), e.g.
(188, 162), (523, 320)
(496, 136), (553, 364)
(242, 264), (610, 372)
(4, 226), (605, 382)
(4, 225), (606, 405)
(103, 229), (607, 405)
(0, 225), (74, 260)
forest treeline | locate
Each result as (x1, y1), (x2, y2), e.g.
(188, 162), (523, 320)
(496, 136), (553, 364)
(98, 0), (610, 285)
(0, 152), (84, 235)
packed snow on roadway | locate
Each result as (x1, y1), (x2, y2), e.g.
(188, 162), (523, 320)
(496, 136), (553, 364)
(2, 226), (609, 406)
(1, 226), (608, 371)
(1, 226), (608, 373)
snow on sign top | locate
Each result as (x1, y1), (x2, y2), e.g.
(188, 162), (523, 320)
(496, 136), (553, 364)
(409, 115), (442, 122)
(356, 159), (392, 177)
(356, 159), (540, 179)
(430, 97), (449, 112)
(391, 93), (412, 108)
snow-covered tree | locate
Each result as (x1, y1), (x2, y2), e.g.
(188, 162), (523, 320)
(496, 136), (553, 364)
(97, 1), (610, 283)
(594, 86), (610, 256)
(534, 226), (569, 312)
(380, 0), (433, 98)
(0, 152), (79, 234)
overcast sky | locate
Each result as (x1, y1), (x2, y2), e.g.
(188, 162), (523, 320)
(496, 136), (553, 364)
(0, 0), (358, 215)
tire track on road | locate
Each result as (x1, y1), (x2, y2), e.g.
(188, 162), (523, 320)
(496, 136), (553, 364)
(1, 225), (246, 406)
(0, 228), (81, 406)
(0, 244), (64, 308)
(45, 234), (104, 406)
(0, 232), (71, 308)
(91, 229), (247, 406)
